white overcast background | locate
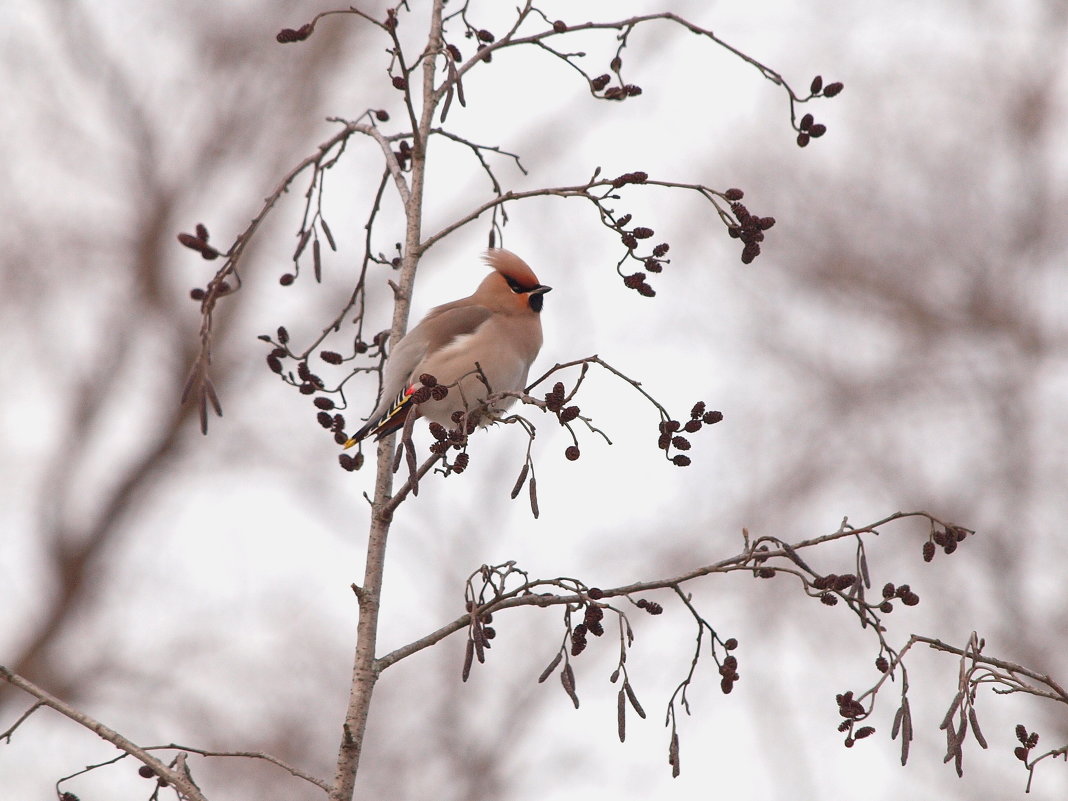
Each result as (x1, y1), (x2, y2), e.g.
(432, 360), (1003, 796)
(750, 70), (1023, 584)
(3, 1), (1067, 800)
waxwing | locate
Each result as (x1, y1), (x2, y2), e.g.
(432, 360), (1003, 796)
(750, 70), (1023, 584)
(344, 249), (551, 445)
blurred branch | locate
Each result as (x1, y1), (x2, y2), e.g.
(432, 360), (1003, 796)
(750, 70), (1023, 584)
(4, 0), (370, 728)
(8, 399), (190, 705)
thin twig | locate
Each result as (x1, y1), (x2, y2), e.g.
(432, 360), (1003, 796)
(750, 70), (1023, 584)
(0, 700), (44, 743)
(145, 743), (329, 791)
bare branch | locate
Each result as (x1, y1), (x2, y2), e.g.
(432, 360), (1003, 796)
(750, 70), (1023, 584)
(911, 636), (1068, 704)
(374, 511), (950, 671)
(182, 117), (385, 433)
(145, 743), (330, 792)
(0, 667), (208, 801)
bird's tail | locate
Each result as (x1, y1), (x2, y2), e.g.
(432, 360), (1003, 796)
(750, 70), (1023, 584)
(343, 385), (417, 448)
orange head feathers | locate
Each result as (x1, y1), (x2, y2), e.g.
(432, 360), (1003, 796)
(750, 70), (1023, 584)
(484, 248), (542, 290)
(474, 249), (551, 313)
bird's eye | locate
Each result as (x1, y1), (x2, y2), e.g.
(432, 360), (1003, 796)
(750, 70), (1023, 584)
(504, 276), (524, 293)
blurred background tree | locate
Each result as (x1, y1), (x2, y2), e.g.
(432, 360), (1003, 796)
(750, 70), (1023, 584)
(2, 1), (1066, 799)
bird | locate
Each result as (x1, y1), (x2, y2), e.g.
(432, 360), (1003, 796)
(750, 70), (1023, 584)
(344, 249), (551, 447)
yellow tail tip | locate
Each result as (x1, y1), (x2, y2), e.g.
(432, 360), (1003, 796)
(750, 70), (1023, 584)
(342, 437), (358, 450)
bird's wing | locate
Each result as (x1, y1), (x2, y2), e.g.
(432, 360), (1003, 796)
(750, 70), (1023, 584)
(384, 304), (493, 392)
(347, 304), (493, 443)
(416, 313), (535, 398)
(413, 303), (495, 356)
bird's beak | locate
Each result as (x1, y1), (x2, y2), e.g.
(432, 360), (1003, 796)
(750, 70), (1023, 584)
(533, 285), (552, 294)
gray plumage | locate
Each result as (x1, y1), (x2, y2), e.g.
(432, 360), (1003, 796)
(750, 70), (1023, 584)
(347, 249), (550, 443)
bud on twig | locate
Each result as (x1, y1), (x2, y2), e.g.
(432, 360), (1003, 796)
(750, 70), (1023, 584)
(277, 23), (313, 43)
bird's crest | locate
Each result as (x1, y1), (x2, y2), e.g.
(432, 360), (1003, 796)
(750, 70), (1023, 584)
(484, 249), (541, 291)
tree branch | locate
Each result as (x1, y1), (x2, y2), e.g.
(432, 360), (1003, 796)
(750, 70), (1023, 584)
(146, 743), (329, 792)
(329, 4), (447, 800)
(0, 667), (208, 801)
(375, 511), (943, 671)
